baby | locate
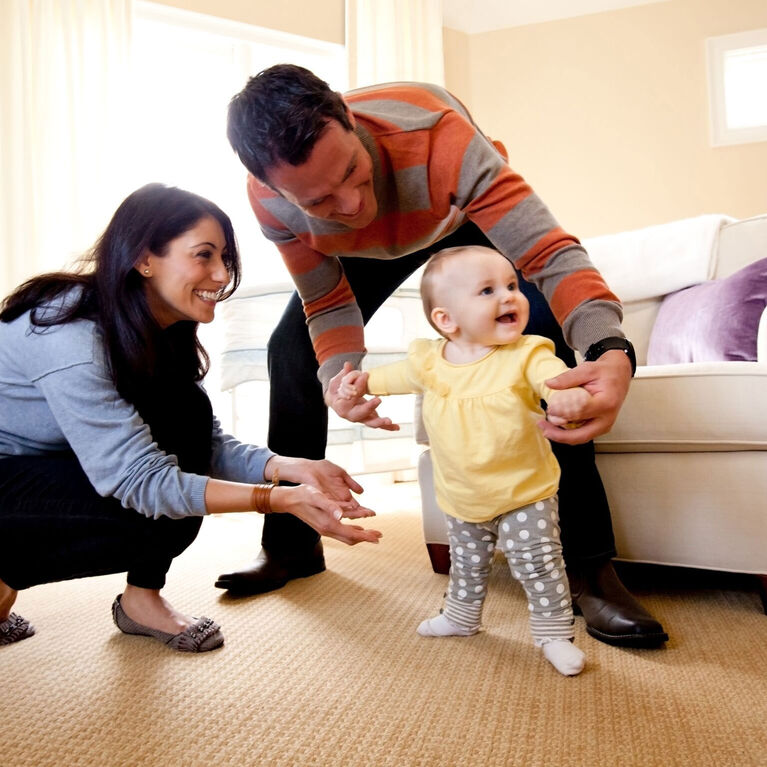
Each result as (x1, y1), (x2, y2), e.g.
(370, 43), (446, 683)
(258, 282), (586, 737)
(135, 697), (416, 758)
(330, 245), (592, 676)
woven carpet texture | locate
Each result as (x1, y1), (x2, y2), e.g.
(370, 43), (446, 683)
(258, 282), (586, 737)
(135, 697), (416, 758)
(2, 479), (766, 767)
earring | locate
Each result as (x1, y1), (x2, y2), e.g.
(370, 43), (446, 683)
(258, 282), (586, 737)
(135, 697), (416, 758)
(143, 269), (150, 275)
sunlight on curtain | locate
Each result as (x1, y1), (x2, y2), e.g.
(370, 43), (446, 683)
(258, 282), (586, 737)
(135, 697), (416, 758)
(128, 2), (347, 290)
(124, 3), (347, 435)
(0, 0), (133, 298)
(346, 0), (445, 89)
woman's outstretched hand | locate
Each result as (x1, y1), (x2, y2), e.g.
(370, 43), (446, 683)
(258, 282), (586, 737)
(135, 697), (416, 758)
(266, 455), (373, 516)
(264, 455), (381, 544)
(269, 484), (382, 545)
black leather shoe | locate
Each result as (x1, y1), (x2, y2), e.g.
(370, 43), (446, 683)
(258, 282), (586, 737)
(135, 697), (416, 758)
(569, 559), (669, 648)
(214, 542), (325, 595)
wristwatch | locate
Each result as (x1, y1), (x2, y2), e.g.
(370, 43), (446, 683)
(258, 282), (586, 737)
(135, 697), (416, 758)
(584, 337), (637, 377)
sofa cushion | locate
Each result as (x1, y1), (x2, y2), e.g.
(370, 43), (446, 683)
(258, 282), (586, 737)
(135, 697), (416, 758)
(647, 257), (767, 364)
(582, 214), (731, 302)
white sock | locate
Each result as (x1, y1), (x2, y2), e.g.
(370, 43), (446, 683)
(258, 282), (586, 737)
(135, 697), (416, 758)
(541, 639), (586, 676)
(417, 614), (478, 637)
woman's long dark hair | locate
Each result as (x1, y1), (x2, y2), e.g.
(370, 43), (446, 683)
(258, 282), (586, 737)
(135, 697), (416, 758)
(0, 183), (241, 404)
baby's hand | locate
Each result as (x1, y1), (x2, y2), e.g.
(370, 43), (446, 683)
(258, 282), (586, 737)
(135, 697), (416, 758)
(325, 362), (400, 432)
(546, 387), (592, 428)
(338, 370), (366, 400)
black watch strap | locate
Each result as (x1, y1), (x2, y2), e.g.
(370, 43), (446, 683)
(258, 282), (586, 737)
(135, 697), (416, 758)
(584, 337), (637, 376)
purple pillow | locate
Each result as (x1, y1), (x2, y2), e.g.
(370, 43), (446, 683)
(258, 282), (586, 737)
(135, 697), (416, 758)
(647, 257), (767, 364)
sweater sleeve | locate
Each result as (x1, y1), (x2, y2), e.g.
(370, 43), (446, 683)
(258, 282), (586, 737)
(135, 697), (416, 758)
(427, 109), (624, 355)
(247, 175), (365, 391)
(208, 412), (275, 483)
(21, 321), (211, 520)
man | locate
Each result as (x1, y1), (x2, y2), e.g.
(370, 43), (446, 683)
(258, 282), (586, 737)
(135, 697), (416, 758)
(216, 64), (668, 648)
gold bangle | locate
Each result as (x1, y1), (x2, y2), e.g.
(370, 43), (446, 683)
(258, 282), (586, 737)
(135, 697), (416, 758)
(250, 468), (281, 513)
(250, 483), (274, 513)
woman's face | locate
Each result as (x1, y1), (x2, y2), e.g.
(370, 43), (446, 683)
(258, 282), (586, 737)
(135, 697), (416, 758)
(138, 216), (230, 328)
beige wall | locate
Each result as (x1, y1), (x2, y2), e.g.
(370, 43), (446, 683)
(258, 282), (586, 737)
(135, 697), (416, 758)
(152, 0), (344, 44)
(443, 27), (471, 105)
(444, 0), (767, 237)
(153, 0), (766, 236)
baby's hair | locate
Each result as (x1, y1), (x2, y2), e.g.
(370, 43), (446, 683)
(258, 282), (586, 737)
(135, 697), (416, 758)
(420, 245), (504, 336)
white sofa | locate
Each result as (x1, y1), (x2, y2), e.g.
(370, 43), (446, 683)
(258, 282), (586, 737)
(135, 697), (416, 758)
(418, 214), (767, 612)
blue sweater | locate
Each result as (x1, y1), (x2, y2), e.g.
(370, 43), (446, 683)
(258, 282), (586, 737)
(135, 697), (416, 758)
(0, 304), (273, 519)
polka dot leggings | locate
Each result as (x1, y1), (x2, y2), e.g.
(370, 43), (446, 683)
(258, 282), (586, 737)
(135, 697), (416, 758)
(442, 496), (575, 645)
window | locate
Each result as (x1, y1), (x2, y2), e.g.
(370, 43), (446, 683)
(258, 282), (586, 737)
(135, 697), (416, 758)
(130, 1), (347, 285)
(129, 3), (347, 432)
(707, 28), (767, 146)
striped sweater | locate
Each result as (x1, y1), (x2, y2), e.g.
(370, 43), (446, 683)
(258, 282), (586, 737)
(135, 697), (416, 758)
(247, 82), (622, 389)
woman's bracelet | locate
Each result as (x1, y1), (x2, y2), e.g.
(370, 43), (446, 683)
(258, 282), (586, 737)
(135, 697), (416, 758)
(250, 469), (280, 513)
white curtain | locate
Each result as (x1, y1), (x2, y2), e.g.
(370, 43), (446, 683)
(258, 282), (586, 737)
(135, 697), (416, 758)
(346, 0), (445, 90)
(0, 0), (133, 298)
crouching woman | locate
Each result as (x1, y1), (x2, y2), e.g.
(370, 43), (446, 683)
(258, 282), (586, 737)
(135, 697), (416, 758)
(0, 183), (381, 652)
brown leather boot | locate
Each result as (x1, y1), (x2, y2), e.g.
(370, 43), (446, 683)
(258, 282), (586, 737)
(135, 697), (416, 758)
(214, 541), (326, 596)
(569, 559), (668, 647)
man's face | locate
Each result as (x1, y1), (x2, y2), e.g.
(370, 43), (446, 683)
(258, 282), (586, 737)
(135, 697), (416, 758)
(266, 119), (378, 229)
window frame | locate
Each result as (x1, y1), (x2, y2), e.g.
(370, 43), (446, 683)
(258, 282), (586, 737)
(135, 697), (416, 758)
(130, 1), (347, 289)
(136, 1), (345, 68)
(706, 28), (767, 147)
(130, 2), (348, 434)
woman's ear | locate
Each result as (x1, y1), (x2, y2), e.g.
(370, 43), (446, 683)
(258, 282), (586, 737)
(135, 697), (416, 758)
(134, 253), (153, 278)
(431, 306), (457, 336)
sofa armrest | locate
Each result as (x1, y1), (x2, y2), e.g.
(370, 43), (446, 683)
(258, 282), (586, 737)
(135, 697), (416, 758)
(596, 361), (767, 452)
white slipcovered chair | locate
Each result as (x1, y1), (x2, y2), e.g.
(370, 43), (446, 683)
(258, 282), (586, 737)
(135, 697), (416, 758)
(218, 278), (431, 476)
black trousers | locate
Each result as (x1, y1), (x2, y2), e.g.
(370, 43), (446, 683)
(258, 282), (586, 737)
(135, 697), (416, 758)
(0, 454), (202, 591)
(264, 223), (616, 566)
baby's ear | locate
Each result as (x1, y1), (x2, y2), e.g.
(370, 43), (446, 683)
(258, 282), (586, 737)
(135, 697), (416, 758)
(431, 306), (457, 335)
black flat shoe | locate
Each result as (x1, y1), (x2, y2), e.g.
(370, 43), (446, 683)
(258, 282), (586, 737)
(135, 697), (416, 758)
(569, 559), (669, 648)
(215, 542), (326, 595)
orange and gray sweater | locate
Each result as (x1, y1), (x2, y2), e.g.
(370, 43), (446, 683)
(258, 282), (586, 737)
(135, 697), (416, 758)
(247, 82), (622, 389)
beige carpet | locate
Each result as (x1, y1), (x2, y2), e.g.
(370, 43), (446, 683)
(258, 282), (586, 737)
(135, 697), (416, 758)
(3, 478), (766, 767)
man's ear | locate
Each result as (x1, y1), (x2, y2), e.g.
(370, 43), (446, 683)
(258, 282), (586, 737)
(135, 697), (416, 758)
(341, 97), (356, 129)
(431, 307), (457, 335)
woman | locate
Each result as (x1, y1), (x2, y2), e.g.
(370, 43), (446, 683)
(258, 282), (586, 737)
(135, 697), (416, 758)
(0, 183), (381, 652)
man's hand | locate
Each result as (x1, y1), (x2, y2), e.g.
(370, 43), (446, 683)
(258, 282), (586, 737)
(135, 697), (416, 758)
(538, 350), (632, 444)
(545, 387), (592, 428)
(325, 362), (400, 431)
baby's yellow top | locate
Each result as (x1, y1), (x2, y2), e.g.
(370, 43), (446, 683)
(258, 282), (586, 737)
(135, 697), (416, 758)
(366, 335), (568, 522)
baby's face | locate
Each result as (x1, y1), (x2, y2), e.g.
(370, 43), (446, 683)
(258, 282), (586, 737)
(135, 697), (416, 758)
(436, 248), (530, 347)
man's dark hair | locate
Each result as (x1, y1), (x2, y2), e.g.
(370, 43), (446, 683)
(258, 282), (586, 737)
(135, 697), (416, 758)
(227, 64), (353, 183)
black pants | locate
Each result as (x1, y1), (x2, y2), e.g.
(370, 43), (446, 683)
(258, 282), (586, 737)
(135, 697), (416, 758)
(264, 223), (617, 566)
(0, 454), (202, 591)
